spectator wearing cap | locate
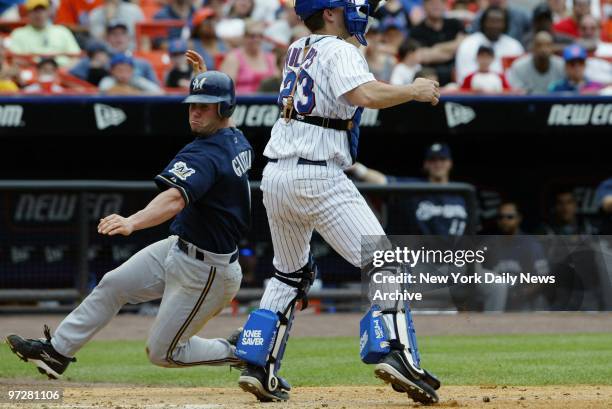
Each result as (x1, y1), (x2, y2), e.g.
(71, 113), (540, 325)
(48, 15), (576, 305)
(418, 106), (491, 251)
(578, 14), (612, 57)
(220, 19), (278, 94)
(390, 38), (422, 85)
(216, 0), (255, 47)
(99, 53), (163, 95)
(347, 143), (470, 236)
(374, 0), (420, 35)
(410, 0), (465, 85)
(470, 0), (531, 44)
(104, 21), (159, 84)
(69, 41), (111, 86)
(154, 0), (194, 40)
(508, 31), (565, 94)
(164, 39), (191, 88)
(522, 3), (574, 51)
(549, 44), (603, 92)
(554, 0), (591, 37)
(461, 45), (511, 92)
(380, 16), (406, 55)
(7, 0), (81, 67)
(455, 6), (524, 83)
(54, 0), (103, 35)
(88, 0), (144, 43)
(189, 7), (227, 71)
(24, 57), (64, 93)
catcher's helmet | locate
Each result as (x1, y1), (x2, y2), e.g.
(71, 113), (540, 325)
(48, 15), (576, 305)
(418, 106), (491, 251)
(183, 71), (236, 118)
(294, 0), (370, 46)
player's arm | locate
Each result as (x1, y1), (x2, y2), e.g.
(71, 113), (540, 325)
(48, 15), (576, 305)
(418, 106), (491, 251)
(97, 188), (185, 236)
(345, 162), (388, 184)
(344, 78), (440, 109)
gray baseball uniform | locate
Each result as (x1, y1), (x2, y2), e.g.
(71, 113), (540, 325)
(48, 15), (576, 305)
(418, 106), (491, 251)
(51, 127), (253, 367)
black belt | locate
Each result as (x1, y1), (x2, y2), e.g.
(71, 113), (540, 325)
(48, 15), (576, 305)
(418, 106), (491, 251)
(281, 110), (353, 131)
(268, 158), (327, 167)
(177, 238), (238, 263)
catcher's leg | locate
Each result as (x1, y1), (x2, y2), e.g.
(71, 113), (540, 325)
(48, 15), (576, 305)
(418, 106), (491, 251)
(366, 264), (440, 404)
(234, 162), (316, 401)
(236, 256), (317, 402)
(146, 247), (243, 367)
(313, 175), (439, 404)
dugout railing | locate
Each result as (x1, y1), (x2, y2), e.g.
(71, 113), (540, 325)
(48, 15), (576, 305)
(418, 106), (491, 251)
(0, 180), (478, 311)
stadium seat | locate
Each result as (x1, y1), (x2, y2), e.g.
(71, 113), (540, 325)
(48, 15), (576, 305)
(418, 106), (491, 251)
(134, 50), (171, 84)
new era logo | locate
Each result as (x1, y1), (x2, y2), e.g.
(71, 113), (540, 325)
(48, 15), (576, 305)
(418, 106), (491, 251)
(444, 102), (475, 128)
(94, 104), (127, 130)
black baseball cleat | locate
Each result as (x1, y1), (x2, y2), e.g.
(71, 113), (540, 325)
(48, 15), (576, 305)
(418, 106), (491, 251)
(5, 325), (76, 380)
(238, 364), (290, 402)
(374, 350), (439, 405)
(226, 327), (242, 346)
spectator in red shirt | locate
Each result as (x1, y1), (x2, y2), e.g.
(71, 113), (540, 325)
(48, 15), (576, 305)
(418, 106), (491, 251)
(553, 0), (591, 37)
(55, 0), (104, 34)
(461, 45), (511, 92)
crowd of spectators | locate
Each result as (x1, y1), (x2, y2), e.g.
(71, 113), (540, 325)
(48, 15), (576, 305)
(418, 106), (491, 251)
(0, 0), (611, 94)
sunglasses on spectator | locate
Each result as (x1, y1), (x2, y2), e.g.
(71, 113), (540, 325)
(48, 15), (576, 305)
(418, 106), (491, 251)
(497, 214), (517, 220)
(246, 32), (263, 39)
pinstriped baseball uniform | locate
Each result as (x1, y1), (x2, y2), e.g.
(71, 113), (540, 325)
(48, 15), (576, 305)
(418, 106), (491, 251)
(259, 34), (386, 313)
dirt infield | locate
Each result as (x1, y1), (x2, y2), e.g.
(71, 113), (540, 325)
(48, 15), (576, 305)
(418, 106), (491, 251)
(2, 313), (611, 408)
(2, 312), (612, 340)
(1, 383), (611, 409)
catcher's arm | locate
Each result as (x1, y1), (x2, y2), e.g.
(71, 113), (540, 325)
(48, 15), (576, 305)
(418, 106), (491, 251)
(186, 50), (207, 76)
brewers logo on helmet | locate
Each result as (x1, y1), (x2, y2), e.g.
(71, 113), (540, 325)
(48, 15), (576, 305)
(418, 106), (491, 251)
(183, 71), (236, 118)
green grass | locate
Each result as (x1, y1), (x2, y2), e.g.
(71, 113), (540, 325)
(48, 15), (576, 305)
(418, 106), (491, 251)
(1, 334), (611, 386)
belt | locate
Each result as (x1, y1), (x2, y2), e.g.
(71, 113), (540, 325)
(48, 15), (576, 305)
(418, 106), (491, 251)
(177, 238), (238, 263)
(268, 157), (327, 167)
(281, 110), (353, 131)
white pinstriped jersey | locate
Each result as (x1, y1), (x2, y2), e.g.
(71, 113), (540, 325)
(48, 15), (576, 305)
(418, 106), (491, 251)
(263, 34), (375, 168)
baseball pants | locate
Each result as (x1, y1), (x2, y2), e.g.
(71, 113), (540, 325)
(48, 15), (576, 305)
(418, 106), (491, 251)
(259, 158), (387, 313)
(51, 236), (242, 367)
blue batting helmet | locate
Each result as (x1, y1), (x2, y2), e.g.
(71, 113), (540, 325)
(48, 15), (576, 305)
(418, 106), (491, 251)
(183, 71), (236, 118)
(294, 0), (370, 46)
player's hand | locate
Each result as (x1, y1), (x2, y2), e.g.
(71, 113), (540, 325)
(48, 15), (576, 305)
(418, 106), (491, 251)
(186, 50), (207, 75)
(98, 214), (135, 236)
(410, 78), (440, 106)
